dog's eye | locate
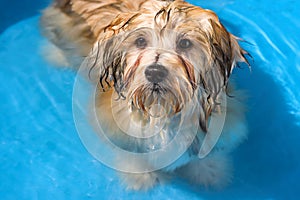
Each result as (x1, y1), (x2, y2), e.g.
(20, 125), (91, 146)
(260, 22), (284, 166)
(178, 39), (193, 50)
(135, 37), (147, 49)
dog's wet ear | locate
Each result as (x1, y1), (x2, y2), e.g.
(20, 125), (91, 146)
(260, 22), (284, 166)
(198, 18), (249, 132)
(83, 34), (125, 95)
(85, 12), (139, 80)
(208, 19), (249, 84)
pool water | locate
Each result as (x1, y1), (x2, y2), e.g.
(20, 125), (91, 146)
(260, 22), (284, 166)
(1, 0), (300, 199)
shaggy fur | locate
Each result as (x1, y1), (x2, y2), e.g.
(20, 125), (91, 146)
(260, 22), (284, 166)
(41, 0), (249, 190)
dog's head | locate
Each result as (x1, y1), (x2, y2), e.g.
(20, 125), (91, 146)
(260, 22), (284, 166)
(87, 0), (248, 132)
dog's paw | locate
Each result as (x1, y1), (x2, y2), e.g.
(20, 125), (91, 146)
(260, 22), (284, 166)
(119, 172), (161, 191)
(176, 154), (233, 189)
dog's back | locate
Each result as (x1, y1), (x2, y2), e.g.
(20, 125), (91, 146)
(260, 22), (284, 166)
(40, 0), (169, 67)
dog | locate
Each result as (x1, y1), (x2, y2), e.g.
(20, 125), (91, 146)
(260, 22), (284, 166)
(41, 0), (249, 190)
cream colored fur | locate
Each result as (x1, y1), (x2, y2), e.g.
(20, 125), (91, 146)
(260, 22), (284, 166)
(40, 0), (249, 191)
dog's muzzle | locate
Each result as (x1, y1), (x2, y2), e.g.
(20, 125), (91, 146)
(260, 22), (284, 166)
(144, 64), (168, 83)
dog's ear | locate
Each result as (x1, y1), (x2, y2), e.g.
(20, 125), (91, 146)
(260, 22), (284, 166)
(210, 20), (248, 79)
(198, 19), (249, 132)
(85, 34), (125, 96)
(84, 13), (139, 95)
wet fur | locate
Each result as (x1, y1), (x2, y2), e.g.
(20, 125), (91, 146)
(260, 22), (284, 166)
(41, 0), (249, 190)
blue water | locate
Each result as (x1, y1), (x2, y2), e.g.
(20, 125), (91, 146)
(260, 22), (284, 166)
(1, 0), (300, 199)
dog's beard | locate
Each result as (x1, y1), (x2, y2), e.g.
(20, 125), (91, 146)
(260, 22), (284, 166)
(127, 80), (190, 116)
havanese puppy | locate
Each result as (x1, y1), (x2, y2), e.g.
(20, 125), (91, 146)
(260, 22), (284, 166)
(41, 0), (249, 190)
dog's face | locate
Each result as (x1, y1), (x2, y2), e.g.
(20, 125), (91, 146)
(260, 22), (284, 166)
(88, 1), (248, 132)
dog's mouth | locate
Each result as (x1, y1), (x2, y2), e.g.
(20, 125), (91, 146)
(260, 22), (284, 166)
(150, 83), (166, 94)
(126, 83), (184, 118)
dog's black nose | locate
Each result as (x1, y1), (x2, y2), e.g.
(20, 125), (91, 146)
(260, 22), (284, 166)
(144, 64), (168, 83)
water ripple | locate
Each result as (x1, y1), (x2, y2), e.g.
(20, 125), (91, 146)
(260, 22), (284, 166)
(226, 9), (287, 60)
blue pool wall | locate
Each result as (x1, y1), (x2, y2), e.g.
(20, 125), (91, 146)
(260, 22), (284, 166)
(0, 0), (50, 33)
(1, 0), (300, 199)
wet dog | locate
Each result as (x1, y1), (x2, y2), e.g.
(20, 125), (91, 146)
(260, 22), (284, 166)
(41, 0), (249, 190)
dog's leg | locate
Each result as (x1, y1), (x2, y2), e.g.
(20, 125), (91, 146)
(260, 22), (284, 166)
(119, 171), (163, 191)
(175, 153), (233, 189)
(115, 154), (170, 190)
